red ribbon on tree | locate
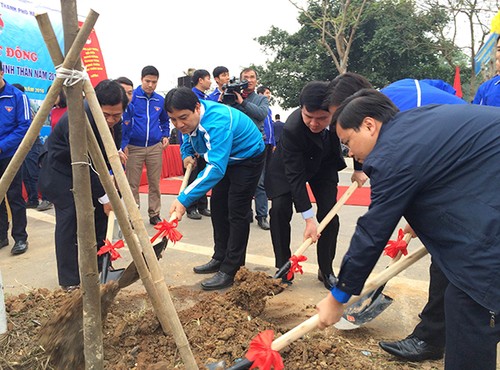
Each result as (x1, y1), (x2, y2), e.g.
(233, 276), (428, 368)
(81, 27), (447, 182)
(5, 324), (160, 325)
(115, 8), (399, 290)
(150, 218), (183, 243)
(245, 330), (284, 370)
(384, 228), (408, 258)
(286, 255), (308, 281)
(97, 239), (125, 261)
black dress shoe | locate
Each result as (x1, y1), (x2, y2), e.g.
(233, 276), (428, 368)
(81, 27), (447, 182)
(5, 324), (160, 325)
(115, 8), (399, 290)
(201, 271), (234, 290)
(317, 269), (337, 290)
(187, 209), (202, 220)
(379, 335), (444, 361)
(256, 216), (270, 230)
(149, 215), (162, 225)
(198, 208), (211, 217)
(11, 240), (28, 255)
(0, 238), (8, 249)
(193, 258), (222, 274)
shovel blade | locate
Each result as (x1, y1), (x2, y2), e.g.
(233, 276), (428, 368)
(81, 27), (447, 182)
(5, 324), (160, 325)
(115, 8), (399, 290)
(117, 237), (168, 289)
(335, 292), (394, 330)
(204, 360), (226, 370)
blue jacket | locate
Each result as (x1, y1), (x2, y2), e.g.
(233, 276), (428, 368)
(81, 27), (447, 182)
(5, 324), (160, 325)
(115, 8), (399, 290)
(0, 81), (31, 159)
(178, 100), (265, 207)
(381, 79), (466, 111)
(335, 104), (500, 313)
(128, 86), (169, 147)
(263, 108), (275, 145)
(208, 87), (222, 102)
(472, 75), (500, 106)
(120, 102), (135, 150)
(192, 87), (208, 100)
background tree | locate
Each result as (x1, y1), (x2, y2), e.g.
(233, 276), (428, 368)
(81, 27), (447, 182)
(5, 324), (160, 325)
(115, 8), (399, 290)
(419, 0), (500, 97)
(256, 0), (470, 108)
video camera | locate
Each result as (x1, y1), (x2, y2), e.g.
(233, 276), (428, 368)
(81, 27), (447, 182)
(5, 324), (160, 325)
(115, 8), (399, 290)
(221, 77), (249, 105)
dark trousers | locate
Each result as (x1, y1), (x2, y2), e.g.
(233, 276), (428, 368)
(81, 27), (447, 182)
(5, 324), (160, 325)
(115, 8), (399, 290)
(210, 153), (264, 276)
(412, 259), (448, 347)
(186, 156), (208, 213)
(269, 181), (339, 274)
(253, 144), (273, 219)
(0, 157), (28, 241)
(54, 197), (107, 286)
(444, 283), (500, 370)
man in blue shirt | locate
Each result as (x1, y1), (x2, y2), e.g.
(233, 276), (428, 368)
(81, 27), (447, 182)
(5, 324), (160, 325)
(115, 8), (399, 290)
(208, 66), (230, 102)
(165, 87), (264, 291)
(124, 66), (169, 226)
(473, 36), (500, 106)
(0, 60), (30, 255)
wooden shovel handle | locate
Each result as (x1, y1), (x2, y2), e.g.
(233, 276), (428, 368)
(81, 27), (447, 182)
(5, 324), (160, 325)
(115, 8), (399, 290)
(169, 163), (193, 223)
(180, 163), (193, 193)
(294, 182), (359, 256)
(271, 244), (428, 351)
(106, 210), (115, 241)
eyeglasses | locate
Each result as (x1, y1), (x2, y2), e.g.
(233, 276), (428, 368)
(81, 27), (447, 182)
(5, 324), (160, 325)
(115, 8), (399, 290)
(103, 112), (123, 121)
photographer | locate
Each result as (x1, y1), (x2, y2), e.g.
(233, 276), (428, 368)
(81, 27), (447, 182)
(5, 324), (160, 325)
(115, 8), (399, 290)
(230, 68), (270, 230)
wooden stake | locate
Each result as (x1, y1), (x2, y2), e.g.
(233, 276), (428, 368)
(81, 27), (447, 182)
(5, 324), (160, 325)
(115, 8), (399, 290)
(60, 3), (103, 369)
(0, 11), (94, 203)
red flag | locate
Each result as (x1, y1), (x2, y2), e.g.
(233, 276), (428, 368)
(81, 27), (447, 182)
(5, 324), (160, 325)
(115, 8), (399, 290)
(453, 66), (463, 98)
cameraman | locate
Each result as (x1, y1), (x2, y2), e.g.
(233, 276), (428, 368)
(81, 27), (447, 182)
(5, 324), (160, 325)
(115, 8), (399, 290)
(231, 68), (270, 230)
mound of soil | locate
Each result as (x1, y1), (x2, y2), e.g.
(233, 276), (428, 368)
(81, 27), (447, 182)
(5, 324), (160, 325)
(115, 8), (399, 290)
(0, 268), (442, 369)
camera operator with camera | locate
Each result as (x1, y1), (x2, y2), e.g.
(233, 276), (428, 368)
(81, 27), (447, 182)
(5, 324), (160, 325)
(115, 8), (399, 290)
(226, 68), (270, 230)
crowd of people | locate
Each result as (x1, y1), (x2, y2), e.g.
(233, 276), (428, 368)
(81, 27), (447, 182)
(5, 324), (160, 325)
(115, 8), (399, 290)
(2, 40), (500, 368)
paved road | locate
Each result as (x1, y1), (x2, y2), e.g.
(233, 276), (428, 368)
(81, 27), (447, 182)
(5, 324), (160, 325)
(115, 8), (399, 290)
(0, 163), (432, 294)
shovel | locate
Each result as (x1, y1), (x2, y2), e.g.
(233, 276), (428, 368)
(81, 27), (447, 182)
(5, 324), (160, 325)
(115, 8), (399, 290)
(273, 182), (359, 280)
(334, 232), (412, 330)
(207, 244), (428, 370)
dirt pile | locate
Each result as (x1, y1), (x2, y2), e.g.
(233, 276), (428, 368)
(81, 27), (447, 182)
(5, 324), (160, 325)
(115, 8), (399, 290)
(1, 268), (443, 369)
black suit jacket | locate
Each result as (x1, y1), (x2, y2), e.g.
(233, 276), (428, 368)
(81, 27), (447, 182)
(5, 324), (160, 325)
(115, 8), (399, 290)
(39, 103), (120, 207)
(265, 108), (346, 212)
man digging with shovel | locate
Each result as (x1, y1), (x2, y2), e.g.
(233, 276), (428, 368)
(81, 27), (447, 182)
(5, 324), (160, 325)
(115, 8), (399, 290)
(317, 89), (500, 370)
(165, 87), (265, 291)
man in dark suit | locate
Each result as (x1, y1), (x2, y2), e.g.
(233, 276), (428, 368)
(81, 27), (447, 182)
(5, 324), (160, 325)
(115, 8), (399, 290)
(273, 113), (284, 144)
(376, 78), (467, 362)
(265, 81), (346, 289)
(317, 89), (500, 370)
(39, 80), (127, 291)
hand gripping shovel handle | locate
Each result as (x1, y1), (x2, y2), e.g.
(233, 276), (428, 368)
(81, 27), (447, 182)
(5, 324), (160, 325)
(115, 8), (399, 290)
(169, 162), (192, 223)
(273, 182), (359, 279)
(226, 244), (428, 370)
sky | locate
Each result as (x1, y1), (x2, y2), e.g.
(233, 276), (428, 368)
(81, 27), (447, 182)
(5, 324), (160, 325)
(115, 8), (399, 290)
(38, 0), (304, 99)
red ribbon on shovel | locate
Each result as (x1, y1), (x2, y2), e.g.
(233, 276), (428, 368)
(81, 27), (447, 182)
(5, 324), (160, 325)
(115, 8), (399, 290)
(286, 255), (308, 281)
(150, 218), (183, 243)
(97, 239), (125, 261)
(245, 330), (284, 370)
(384, 228), (408, 258)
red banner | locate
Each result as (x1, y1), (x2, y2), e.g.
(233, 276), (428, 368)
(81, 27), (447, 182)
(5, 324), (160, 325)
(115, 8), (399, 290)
(79, 21), (108, 86)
